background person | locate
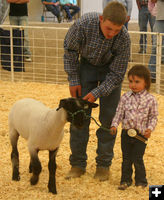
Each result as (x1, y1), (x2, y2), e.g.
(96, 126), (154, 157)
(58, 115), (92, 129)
(42, 0), (62, 23)
(64, 2), (130, 181)
(136, 0), (155, 54)
(60, 0), (80, 22)
(7, 0), (32, 62)
(110, 65), (158, 190)
(0, 0), (9, 24)
(148, 0), (164, 82)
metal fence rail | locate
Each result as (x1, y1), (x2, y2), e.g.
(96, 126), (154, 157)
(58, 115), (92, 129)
(0, 25), (163, 95)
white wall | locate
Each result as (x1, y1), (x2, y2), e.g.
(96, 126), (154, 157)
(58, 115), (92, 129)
(28, 0), (43, 22)
(81, 0), (138, 21)
(131, 0), (138, 21)
(81, 0), (103, 14)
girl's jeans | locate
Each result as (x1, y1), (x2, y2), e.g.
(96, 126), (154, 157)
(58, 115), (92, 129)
(120, 130), (147, 185)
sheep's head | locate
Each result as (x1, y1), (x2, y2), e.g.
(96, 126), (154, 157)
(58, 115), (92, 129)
(57, 97), (98, 128)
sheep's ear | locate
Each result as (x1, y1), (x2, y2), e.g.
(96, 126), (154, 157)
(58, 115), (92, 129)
(56, 99), (66, 111)
(79, 98), (98, 109)
(81, 100), (98, 109)
(88, 102), (98, 108)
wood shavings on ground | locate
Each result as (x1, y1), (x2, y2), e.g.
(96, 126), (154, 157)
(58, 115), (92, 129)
(0, 80), (164, 200)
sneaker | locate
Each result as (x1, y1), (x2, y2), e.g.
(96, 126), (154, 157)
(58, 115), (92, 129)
(65, 167), (85, 180)
(94, 167), (109, 181)
(118, 182), (131, 190)
(24, 56), (32, 62)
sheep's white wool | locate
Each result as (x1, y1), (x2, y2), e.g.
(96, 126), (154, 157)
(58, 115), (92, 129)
(9, 98), (67, 151)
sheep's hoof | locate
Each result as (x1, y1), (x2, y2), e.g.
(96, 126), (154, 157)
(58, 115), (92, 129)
(30, 175), (39, 185)
(12, 171), (20, 181)
(12, 175), (20, 181)
(49, 188), (57, 194)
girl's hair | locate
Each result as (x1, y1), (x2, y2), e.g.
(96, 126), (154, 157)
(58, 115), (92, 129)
(128, 65), (151, 91)
(103, 1), (127, 25)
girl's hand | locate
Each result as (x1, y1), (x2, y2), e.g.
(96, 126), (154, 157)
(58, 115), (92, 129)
(110, 127), (117, 135)
(144, 129), (151, 138)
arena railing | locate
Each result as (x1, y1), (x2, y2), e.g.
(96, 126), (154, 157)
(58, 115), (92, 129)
(0, 25), (163, 95)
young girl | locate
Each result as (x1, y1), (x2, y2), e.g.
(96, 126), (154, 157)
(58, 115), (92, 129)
(110, 64), (158, 190)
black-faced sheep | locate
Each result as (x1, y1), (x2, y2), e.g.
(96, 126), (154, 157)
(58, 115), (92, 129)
(9, 97), (98, 194)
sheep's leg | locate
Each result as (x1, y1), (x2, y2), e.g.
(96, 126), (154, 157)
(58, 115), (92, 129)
(10, 130), (20, 181)
(29, 148), (42, 185)
(48, 148), (58, 194)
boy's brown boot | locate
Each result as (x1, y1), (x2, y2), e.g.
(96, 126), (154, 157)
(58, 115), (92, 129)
(65, 167), (85, 179)
(94, 167), (109, 181)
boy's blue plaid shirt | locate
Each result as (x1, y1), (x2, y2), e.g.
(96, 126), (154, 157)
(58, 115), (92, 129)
(64, 12), (131, 99)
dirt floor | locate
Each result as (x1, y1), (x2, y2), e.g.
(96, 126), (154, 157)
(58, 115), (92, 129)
(0, 81), (164, 200)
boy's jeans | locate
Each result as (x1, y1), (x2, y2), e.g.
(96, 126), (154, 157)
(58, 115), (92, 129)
(69, 58), (121, 169)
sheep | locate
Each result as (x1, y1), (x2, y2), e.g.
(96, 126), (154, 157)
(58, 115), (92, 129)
(9, 97), (98, 194)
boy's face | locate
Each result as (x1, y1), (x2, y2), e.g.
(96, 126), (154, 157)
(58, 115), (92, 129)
(99, 16), (123, 39)
(128, 75), (146, 93)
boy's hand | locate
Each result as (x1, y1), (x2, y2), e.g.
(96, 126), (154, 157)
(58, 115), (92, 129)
(83, 93), (96, 103)
(69, 85), (81, 98)
(144, 129), (151, 138)
(110, 127), (117, 135)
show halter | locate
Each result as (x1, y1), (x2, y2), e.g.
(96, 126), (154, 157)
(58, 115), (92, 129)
(67, 110), (111, 132)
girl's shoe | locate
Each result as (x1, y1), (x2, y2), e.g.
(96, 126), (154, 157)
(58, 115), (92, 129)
(135, 183), (148, 188)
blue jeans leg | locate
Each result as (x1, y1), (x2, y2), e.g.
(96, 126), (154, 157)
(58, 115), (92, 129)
(69, 59), (121, 169)
(155, 20), (164, 62)
(63, 5), (72, 19)
(120, 130), (133, 184)
(45, 5), (60, 18)
(9, 16), (31, 56)
(69, 5), (80, 17)
(148, 34), (157, 79)
(138, 7), (154, 52)
(96, 85), (121, 167)
(69, 81), (97, 169)
(139, 7), (148, 51)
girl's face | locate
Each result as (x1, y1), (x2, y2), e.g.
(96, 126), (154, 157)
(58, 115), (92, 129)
(128, 75), (146, 93)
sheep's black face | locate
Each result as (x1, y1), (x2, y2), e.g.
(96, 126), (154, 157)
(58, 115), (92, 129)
(58, 98), (98, 129)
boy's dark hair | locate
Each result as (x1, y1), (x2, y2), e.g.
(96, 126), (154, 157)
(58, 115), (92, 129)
(103, 1), (127, 25)
(128, 65), (151, 91)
